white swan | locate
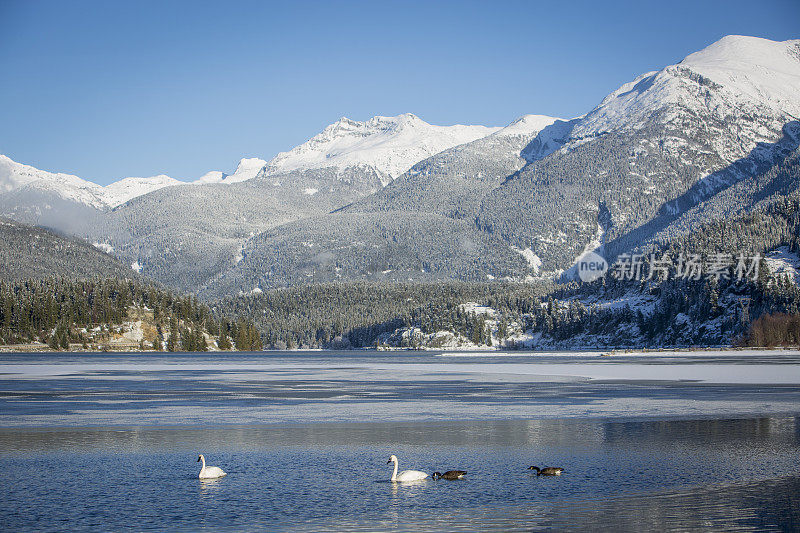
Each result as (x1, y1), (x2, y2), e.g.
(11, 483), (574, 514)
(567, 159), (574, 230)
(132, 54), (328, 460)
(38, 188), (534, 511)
(197, 454), (227, 479)
(387, 454), (428, 482)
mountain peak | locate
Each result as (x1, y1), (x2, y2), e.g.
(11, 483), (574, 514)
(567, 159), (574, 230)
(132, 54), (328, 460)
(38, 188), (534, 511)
(222, 157), (268, 183)
(194, 170), (227, 184)
(264, 114), (500, 179)
(680, 35), (799, 69)
(575, 35), (800, 139)
(494, 114), (561, 137)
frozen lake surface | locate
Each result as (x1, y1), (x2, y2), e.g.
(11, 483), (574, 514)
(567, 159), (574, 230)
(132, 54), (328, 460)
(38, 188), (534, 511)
(1, 351), (799, 531)
(1, 350), (800, 426)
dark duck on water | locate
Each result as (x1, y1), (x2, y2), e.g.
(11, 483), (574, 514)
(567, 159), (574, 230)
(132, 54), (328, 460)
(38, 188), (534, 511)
(528, 466), (564, 476)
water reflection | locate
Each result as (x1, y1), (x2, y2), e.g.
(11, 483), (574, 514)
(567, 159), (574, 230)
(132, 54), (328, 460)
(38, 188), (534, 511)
(286, 476), (800, 532)
(0, 415), (797, 532)
(1, 416), (797, 455)
(198, 477), (225, 497)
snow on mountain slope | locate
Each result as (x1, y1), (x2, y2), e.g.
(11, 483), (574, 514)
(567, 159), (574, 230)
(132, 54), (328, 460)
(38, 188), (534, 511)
(574, 36), (800, 150)
(1, 113), (496, 210)
(217, 157), (267, 183)
(101, 175), (183, 207)
(195, 170), (227, 184)
(0, 154), (267, 209)
(492, 114), (560, 138)
(190, 158), (266, 185)
(0, 154), (108, 208)
(474, 35), (800, 274)
(681, 35), (800, 113)
(262, 113), (500, 184)
(0, 154), (184, 208)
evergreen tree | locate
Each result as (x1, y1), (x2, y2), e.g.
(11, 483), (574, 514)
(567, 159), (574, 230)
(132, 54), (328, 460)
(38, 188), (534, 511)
(218, 329), (232, 350)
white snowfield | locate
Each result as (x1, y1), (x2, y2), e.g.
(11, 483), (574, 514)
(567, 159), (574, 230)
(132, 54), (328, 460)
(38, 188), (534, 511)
(194, 157), (267, 185)
(491, 114), (560, 138)
(765, 246), (800, 285)
(262, 113), (500, 182)
(100, 174), (183, 206)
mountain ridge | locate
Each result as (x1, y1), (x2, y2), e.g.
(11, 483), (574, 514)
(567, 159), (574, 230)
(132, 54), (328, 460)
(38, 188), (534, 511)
(0, 114), (501, 209)
(1, 34), (797, 297)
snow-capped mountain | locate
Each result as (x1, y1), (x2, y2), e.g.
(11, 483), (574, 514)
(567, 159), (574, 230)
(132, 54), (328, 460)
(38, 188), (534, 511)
(2, 35), (798, 296)
(0, 113), (496, 209)
(199, 35), (800, 295)
(261, 113), (500, 185)
(492, 114), (561, 138)
(0, 154), (271, 209)
(574, 36), (800, 160)
(0, 154), (110, 209)
(346, 113), (561, 216)
(476, 35), (800, 271)
(0, 154), (183, 209)
(195, 158), (267, 185)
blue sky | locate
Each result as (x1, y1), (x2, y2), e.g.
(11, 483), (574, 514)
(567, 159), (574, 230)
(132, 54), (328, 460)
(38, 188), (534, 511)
(0, 0), (797, 185)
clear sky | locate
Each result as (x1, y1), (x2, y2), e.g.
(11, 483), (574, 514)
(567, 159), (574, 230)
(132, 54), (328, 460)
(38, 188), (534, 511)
(0, 0), (797, 185)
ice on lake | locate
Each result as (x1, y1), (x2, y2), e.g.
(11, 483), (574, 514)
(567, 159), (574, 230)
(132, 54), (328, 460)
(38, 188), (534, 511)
(1, 350), (799, 427)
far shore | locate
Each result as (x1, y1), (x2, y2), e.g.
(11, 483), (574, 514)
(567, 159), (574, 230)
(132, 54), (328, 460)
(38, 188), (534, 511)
(0, 345), (798, 356)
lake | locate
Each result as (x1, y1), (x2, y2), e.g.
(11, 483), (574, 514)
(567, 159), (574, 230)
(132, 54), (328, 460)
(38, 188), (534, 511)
(1, 350), (799, 531)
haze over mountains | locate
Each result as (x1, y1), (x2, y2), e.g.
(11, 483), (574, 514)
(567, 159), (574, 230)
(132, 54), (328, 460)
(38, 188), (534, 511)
(1, 35), (798, 298)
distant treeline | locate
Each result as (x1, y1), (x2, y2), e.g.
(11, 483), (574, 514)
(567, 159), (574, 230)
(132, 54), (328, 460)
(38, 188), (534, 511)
(213, 281), (555, 349)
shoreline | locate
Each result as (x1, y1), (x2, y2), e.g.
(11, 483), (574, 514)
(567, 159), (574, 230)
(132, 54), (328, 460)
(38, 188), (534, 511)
(1, 346), (799, 357)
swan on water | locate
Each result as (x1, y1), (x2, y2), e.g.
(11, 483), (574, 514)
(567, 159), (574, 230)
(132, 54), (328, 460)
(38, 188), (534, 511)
(432, 470), (467, 480)
(387, 455), (428, 482)
(528, 466), (564, 476)
(197, 454), (227, 479)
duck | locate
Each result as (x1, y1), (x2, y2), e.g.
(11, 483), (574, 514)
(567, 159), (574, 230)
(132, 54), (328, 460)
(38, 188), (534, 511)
(432, 470), (467, 480)
(197, 454), (227, 479)
(528, 466), (564, 476)
(387, 455), (428, 482)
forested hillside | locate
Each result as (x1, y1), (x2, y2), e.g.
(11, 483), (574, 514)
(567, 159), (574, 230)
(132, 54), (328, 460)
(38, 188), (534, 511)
(215, 191), (800, 350)
(0, 218), (133, 281)
(0, 278), (261, 351)
(213, 281), (555, 349)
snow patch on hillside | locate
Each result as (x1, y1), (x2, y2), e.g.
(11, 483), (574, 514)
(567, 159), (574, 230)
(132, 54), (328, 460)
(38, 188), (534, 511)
(93, 242), (114, 254)
(512, 246), (543, 273)
(765, 246), (800, 284)
(460, 302), (497, 316)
